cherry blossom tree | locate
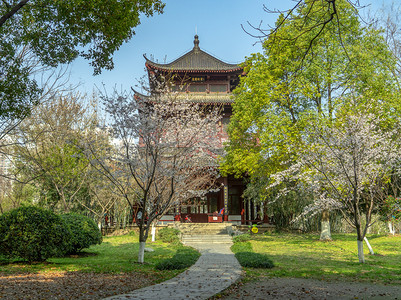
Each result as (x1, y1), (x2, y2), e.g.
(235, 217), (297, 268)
(269, 103), (401, 263)
(89, 84), (221, 263)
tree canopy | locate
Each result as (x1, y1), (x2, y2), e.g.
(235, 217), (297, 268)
(0, 0), (164, 120)
(222, 0), (399, 180)
(269, 102), (401, 262)
(221, 0), (400, 244)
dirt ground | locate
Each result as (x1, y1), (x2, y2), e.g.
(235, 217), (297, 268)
(217, 277), (401, 300)
(2, 272), (401, 299)
(0, 271), (157, 300)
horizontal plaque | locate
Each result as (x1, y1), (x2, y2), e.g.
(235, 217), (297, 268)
(191, 76), (205, 82)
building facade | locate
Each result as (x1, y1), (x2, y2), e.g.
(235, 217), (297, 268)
(140, 35), (250, 224)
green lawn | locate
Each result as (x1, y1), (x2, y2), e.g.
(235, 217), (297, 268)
(232, 233), (401, 285)
(0, 232), (198, 282)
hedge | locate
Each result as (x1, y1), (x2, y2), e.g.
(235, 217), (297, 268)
(0, 206), (71, 261)
(61, 213), (102, 254)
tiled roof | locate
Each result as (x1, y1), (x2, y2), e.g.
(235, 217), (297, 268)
(144, 35), (243, 73)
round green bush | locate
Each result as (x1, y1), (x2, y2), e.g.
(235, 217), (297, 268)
(0, 206), (71, 261)
(61, 213), (102, 254)
(233, 233), (251, 243)
(157, 227), (180, 244)
(231, 241), (253, 253)
(235, 251), (274, 268)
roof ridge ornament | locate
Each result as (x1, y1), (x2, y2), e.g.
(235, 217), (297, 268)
(193, 34), (200, 52)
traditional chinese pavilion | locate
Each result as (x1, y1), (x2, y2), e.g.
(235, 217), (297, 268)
(141, 35), (249, 224)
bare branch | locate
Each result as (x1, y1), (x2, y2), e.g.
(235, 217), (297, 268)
(0, 0), (29, 27)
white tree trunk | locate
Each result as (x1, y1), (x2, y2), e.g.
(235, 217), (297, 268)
(388, 221), (395, 235)
(364, 237), (374, 255)
(138, 241), (146, 263)
(320, 210), (332, 241)
(320, 220), (332, 240)
(357, 240), (365, 263)
(151, 222), (156, 242)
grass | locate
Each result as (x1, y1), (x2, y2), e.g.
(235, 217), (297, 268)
(155, 247), (201, 270)
(0, 232), (199, 282)
(231, 233), (401, 285)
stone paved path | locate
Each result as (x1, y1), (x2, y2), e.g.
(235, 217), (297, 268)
(104, 241), (242, 300)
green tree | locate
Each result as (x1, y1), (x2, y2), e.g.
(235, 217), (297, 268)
(13, 93), (97, 213)
(222, 0), (399, 235)
(270, 104), (401, 262)
(0, 0), (164, 120)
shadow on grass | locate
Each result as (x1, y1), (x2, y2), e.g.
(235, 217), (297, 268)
(155, 247), (201, 270)
(0, 239), (183, 274)
(261, 252), (401, 282)
(235, 252), (274, 268)
(260, 233), (388, 246)
(240, 234), (401, 284)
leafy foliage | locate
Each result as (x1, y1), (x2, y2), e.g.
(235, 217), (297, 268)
(224, 0), (398, 177)
(12, 94), (101, 213)
(61, 213), (102, 254)
(231, 241), (253, 253)
(235, 252), (274, 269)
(1, 0), (165, 74)
(0, 43), (41, 120)
(270, 105), (401, 262)
(222, 0), (399, 237)
(0, 0), (164, 121)
(232, 234), (251, 243)
(386, 196), (401, 219)
(244, 177), (317, 231)
(157, 227), (180, 244)
(0, 206), (71, 261)
(155, 247), (200, 270)
(378, 196), (401, 225)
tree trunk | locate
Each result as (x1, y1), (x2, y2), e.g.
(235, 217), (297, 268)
(320, 210), (332, 241)
(388, 220), (395, 235)
(138, 219), (149, 263)
(357, 239), (365, 263)
(151, 222), (156, 242)
(364, 237), (374, 255)
(138, 241), (146, 263)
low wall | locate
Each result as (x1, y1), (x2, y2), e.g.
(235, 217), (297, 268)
(101, 224), (171, 236)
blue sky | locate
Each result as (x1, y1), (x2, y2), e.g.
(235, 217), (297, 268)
(66, 0), (392, 95)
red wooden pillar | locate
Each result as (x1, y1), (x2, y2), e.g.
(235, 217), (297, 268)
(223, 177), (228, 221)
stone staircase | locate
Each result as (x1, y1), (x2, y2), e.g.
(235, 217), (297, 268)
(173, 223), (233, 244)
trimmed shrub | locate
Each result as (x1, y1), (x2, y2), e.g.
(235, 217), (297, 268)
(235, 252), (274, 268)
(0, 206), (71, 261)
(233, 233), (251, 243)
(231, 241), (253, 253)
(61, 213), (102, 254)
(155, 247), (200, 270)
(157, 227), (180, 244)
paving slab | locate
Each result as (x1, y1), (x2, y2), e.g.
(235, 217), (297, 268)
(104, 241), (242, 300)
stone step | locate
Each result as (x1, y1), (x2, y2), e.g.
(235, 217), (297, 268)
(181, 234), (233, 244)
(173, 223), (233, 236)
(180, 229), (228, 234)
